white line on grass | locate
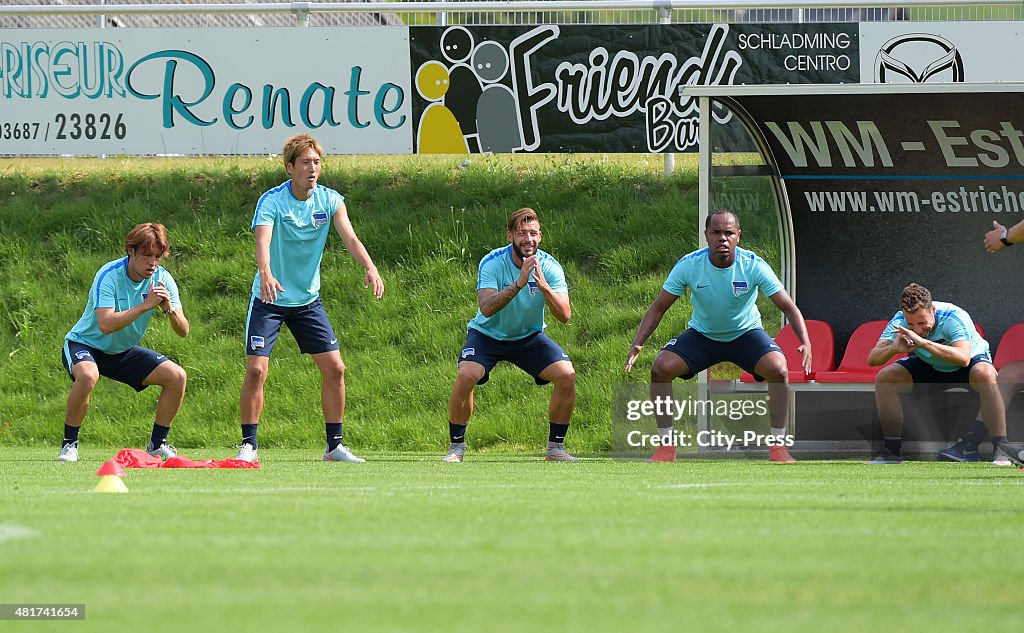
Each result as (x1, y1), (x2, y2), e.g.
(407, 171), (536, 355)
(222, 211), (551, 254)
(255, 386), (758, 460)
(158, 482), (527, 495)
(49, 486), (342, 496)
(957, 479), (1024, 486)
(161, 486), (377, 495)
(0, 524), (40, 544)
(650, 483), (735, 489)
(50, 481), (551, 496)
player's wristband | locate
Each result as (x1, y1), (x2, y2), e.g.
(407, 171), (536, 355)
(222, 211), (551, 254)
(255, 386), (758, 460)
(1000, 228), (1013, 247)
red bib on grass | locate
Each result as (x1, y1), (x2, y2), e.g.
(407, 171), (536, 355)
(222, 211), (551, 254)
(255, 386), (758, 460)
(113, 449), (259, 469)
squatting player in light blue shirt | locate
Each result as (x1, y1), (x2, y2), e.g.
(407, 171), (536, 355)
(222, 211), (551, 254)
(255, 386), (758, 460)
(444, 207), (576, 463)
(58, 223), (190, 463)
(867, 283), (1009, 464)
(238, 134), (384, 465)
(625, 209), (812, 462)
(467, 244), (567, 340)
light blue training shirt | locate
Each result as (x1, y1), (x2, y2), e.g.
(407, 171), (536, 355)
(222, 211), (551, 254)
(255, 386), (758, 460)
(66, 257), (182, 354)
(880, 301), (990, 372)
(662, 246), (784, 342)
(251, 181), (343, 307)
(468, 245), (568, 341)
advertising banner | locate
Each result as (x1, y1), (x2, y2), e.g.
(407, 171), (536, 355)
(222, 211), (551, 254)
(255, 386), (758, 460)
(6, 21), (1023, 156)
(0, 28), (413, 155)
(409, 23), (858, 154)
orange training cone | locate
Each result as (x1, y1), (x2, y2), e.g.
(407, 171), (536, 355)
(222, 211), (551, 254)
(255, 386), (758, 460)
(96, 460), (126, 478)
(93, 475), (128, 494)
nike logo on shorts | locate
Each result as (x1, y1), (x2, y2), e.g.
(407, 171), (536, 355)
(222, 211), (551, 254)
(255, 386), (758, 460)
(330, 339), (338, 345)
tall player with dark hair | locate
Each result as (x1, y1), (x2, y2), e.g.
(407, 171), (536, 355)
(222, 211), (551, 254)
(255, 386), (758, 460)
(625, 209), (812, 463)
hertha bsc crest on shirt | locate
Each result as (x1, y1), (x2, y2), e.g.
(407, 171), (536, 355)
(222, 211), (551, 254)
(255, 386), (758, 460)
(732, 281), (749, 297)
(312, 211), (329, 228)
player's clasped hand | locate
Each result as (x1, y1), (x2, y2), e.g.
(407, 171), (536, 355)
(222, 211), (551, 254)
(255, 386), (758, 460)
(517, 255), (535, 289)
(893, 325), (920, 351)
(526, 256), (550, 290)
(145, 281), (170, 310)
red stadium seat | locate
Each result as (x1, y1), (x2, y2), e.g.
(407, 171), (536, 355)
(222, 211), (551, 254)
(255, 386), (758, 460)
(994, 322), (1024, 370)
(815, 320), (904, 383)
(739, 320), (835, 383)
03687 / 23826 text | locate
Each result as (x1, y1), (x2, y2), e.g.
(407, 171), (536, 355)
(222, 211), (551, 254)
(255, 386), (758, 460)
(1, 113), (126, 141)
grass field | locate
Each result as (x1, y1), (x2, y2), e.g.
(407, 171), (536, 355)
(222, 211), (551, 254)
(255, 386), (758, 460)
(3, 154), (1022, 632)
(2, 447), (1023, 632)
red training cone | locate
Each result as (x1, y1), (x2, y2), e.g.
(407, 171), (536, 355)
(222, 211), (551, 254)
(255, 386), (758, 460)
(96, 460), (127, 478)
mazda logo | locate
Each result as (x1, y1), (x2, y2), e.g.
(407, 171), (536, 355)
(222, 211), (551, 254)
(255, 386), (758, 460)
(875, 33), (964, 83)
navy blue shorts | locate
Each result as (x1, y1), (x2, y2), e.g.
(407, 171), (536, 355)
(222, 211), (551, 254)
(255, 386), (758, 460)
(661, 328), (782, 381)
(244, 297), (339, 357)
(61, 340), (167, 392)
(895, 353), (993, 396)
(458, 328), (570, 386)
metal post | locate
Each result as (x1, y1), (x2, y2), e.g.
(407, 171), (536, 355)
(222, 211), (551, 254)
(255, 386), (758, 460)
(437, 0), (448, 26)
(696, 94), (712, 439)
(698, 95), (711, 229)
(658, 3), (674, 175)
(98, 0), (106, 159)
(294, 1), (310, 26)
